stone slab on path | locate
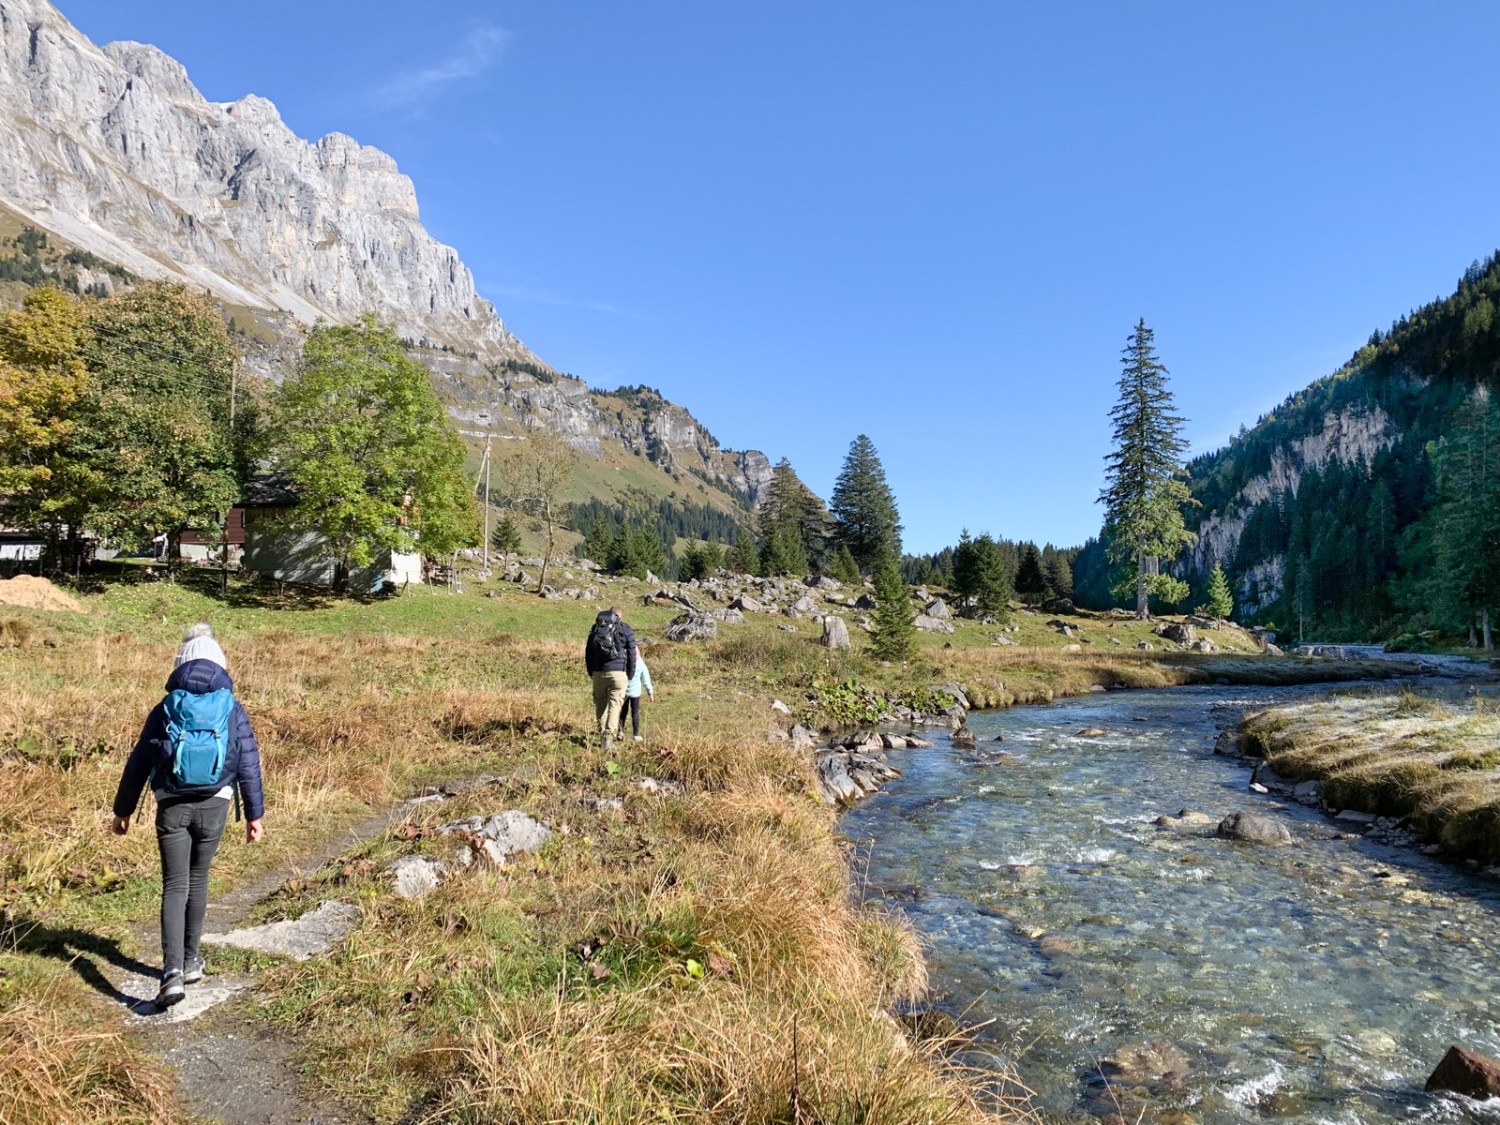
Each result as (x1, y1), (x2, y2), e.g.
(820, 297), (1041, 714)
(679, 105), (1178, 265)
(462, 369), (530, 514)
(205, 901), (360, 961)
(122, 974), (250, 1023)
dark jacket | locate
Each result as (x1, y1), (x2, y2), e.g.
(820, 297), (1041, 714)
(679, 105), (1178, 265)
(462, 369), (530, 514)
(584, 611), (636, 679)
(112, 659), (266, 820)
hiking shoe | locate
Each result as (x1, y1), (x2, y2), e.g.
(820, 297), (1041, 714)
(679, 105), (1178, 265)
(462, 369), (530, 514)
(183, 956), (205, 985)
(633, 735), (643, 741)
(155, 970), (185, 1009)
(603, 736), (616, 751)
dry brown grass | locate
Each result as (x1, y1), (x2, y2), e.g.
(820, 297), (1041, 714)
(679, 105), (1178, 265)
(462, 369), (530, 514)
(1242, 690), (1500, 861)
(0, 992), (179, 1125)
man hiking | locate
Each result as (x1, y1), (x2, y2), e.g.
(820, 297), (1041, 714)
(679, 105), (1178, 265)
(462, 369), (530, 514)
(111, 622), (265, 1010)
(584, 606), (636, 749)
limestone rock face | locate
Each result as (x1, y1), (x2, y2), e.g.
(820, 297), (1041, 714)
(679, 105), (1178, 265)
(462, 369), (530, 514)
(0, 0), (775, 507)
(0, 0), (528, 361)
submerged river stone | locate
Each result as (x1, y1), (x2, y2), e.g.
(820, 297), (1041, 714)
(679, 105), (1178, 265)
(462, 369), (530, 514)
(1218, 811), (1293, 845)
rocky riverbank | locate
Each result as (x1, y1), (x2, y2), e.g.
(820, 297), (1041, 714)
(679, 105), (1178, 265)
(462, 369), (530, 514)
(1234, 686), (1500, 865)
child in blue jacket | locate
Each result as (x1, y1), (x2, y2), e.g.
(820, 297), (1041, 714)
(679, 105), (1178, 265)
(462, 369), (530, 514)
(112, 623), (265, 1010)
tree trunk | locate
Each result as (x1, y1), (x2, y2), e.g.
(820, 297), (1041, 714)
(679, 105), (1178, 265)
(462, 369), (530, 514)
(537, 508), (554, 596)
(166, 528), (184, 582)
(1484, 608), (1494, 652)
(1469, 618), (1479, 648)
(1135, 541), (1149, 619)
(333, 555), (350, 595)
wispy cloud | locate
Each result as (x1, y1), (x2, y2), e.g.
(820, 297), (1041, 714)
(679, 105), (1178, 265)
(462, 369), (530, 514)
(374, 26), (508, 109)
(490, 284), (651, 321)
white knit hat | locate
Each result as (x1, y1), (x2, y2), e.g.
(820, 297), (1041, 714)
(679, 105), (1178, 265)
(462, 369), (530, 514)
(174, 621), (227, 670)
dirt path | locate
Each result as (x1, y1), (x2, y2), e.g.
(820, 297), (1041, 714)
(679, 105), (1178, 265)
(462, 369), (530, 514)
(93, 793), (456, 1124)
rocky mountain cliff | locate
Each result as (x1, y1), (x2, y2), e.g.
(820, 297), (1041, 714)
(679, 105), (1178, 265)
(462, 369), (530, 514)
(1075, 252), (1500, 636)
(0, 0), (770, 511)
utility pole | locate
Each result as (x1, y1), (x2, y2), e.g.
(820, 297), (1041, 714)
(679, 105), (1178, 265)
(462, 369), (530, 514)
(481, 434), (492, 570)
(229, 356), (238, 430)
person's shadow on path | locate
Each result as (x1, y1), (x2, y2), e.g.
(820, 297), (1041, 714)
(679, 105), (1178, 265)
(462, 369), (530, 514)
(6, 917), (166, 1016)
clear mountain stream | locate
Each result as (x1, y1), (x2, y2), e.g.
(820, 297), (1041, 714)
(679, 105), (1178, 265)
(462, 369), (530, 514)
(843, 685), (1500, 1124)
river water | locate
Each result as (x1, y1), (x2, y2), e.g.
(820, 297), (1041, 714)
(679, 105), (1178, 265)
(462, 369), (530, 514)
(843, 685), (1500, 1124)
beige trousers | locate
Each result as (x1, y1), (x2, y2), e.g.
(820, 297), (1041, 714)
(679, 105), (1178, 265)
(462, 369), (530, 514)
(591, 671), (629, 737)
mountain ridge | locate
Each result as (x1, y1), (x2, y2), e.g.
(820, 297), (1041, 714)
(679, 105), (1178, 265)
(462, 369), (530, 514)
(0, 0), (772, 513)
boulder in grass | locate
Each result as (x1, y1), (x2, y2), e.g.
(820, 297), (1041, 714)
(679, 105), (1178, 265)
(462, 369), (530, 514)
(665, 611), (718, 642)
(820, 615), (852, 651)
(1425, 1046), (1500, 1100)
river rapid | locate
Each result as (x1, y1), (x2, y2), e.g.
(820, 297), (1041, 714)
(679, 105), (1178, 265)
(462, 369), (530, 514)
(843, 684), (1500, 1125)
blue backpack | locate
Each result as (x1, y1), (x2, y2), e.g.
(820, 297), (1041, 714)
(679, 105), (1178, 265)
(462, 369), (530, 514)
(156, 689), (237, 792)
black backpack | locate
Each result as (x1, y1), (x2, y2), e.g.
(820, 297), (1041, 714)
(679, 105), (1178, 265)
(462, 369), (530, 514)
(586, 617), (626, 667)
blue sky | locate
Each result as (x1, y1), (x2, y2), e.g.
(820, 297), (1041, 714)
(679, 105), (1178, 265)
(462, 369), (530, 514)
(58, 1), (1500, 553)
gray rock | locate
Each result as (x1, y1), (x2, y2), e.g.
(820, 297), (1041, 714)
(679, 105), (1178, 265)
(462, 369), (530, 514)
(1217, 811), (1292, 845)
(1190, 638), (1217, 653)
(1137, 641), (1154, 651)
(387, 856), (446, 898)
(1334, 809), (1378, 825)
(927, 682), (968, 711)
(817, 753), (861, 805)
(923, 598), (951, 619)
(707, 607), (744, 624)
(820, 615), (852, 651)
(913, 615), (955, 634)
(729, 594), (763, 613)
(854, 594), (877, 610)
(206, 900), (362, 958)
(1157, 622), (1198, 646)
(438, 810), (552, 865)
(771, 699), (792, 715)
(665, 611), (718, 642)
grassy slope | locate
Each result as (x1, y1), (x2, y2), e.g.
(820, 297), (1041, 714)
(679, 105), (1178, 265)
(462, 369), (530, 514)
(1241, 690), (1500, 862)
(0, 570), (1421, 1123)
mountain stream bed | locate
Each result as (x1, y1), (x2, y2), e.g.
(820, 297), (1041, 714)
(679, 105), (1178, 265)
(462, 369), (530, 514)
(843, 685), (1500, 1125)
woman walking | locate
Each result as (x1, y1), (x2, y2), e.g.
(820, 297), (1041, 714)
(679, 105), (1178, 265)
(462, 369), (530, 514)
(112, 623), (265, 1010)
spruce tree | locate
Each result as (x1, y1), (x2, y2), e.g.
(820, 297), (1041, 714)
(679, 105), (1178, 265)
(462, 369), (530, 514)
(581, 516), (614, 566)
(1203, 564), (1234, 619)
(870, 552), (915, 661)
(727, 525), (759, 575)
(827, 542), (861, 585)
(1014, 543), (1046, 603)
(830, 434), (903, 571)
(1428, 387), (1500, 648)
(490, 511), (522, 561)
(952, 531), (1012, 620)
(759, 459), (824, 574)
(1043, 550), (1074, 600)
(1099, 319), (1195, 618)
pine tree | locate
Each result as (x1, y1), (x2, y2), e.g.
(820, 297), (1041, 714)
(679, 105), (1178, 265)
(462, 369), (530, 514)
(1099, 319), (1195, 617)
(1043, 550), (1074, 600)
(869, 552), (915, 661)
(1427, 387), (1500, 648)
(1014, 543), (1046, 603)
(581, 517), (614, 566)
(727, 525), (759, 575)
(758, 459), (822, 574)
(830, 434), (903, 571)
(1203, 563), (1234, 619)
(490, 511), (522, 560)
(951, 531), (1012, 620)
(827, 542), (861, 585)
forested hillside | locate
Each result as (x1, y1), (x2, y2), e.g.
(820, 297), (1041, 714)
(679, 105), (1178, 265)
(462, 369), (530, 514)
(1075, 252), (1500, 643)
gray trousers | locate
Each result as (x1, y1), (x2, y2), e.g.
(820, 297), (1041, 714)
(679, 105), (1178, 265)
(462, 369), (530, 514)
(155, 797), (228, 974)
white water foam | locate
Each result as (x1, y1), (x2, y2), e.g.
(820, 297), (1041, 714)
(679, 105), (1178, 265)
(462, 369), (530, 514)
(1073, 847), (1117, 863)
(1221, 1061), (1285, 1107)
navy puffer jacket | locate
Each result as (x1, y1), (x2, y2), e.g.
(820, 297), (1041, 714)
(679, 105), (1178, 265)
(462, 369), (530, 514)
(112, 659), (266, 820)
